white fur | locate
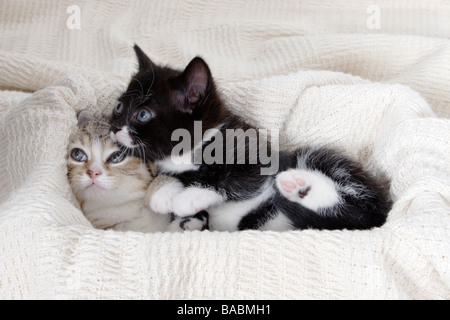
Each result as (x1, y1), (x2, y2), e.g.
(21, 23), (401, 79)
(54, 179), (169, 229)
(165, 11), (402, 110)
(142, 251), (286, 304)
(91, 139), (103, 170)
(148, 179), (185, 215)
(172, 187), (225, 217)
(260, 212), (294, 231)
(276, 169), (341, 214)
(209, 182), (274, 231)
(110, 126), (134, 148)
(155, 154), (199, 174)
(84, 195), (170, 232)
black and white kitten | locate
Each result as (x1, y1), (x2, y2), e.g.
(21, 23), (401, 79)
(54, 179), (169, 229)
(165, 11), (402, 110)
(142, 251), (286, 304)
(110, 45), (391, 231)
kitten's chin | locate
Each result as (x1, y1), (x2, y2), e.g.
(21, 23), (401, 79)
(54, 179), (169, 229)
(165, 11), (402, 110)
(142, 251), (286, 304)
(77, 185), (111, 202)
(77, 182), (111, 198)
(86, 183), (108, 192)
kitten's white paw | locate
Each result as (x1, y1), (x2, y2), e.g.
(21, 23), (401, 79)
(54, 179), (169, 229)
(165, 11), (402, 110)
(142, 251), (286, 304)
(172, 187), (224, 217)
(276, 169), (341, 212)
(167, 213), (208, 232)
(167, 220), (185, 232)
(149, 180), (184, 215)
(181, 217), (208, 231)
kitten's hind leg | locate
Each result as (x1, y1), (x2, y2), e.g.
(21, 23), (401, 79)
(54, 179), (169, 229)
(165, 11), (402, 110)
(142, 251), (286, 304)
(276, 169), (341, 212)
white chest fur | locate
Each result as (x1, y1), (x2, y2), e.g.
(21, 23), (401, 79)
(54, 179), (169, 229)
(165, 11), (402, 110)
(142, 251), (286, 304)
(208, 182), (276, 231)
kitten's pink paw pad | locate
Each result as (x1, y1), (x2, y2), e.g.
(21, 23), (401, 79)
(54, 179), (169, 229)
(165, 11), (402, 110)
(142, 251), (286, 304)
(276, 170), (311, 201)
(295, 178), (306, 187)
(281, 181), (297, 193)
(276, 169), (341, 212)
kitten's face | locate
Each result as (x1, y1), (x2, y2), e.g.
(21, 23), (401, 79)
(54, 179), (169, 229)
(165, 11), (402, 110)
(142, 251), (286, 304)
(110, 45), (224, 161)
(68, 120), (152, 204)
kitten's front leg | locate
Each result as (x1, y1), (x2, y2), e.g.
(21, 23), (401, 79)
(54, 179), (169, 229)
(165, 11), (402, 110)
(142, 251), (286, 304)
(145, 175), (185, 215)
(172, 186), (225, 217)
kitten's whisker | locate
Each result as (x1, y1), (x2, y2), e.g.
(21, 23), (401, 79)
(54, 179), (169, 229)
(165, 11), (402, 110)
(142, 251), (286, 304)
(131, 78), (145, 98)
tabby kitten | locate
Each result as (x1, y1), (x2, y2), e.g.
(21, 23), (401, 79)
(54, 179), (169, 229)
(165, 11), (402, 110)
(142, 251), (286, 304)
(67, 111), (208, 232)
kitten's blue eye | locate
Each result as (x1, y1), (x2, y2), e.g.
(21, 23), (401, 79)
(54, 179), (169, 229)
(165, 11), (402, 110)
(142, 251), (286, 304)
(114, 102), (124, 115)
(137, 109), (152, 124)
(108, 151), (126, 164)
(71, 148), (88, 162)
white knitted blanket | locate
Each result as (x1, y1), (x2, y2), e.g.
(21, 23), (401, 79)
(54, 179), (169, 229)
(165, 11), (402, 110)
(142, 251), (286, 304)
(0, 0), (449, 299)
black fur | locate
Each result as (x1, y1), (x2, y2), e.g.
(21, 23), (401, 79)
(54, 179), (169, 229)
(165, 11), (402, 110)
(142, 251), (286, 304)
(275, 149), (390, 230)
(110, 45), (391, 231)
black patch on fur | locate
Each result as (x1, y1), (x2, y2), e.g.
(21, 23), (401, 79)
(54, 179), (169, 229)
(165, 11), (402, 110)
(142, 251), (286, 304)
(110, 44), (391, 231)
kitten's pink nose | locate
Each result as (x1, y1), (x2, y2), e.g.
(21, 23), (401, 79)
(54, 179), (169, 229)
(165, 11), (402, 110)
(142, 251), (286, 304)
(87, 169), (102, 180)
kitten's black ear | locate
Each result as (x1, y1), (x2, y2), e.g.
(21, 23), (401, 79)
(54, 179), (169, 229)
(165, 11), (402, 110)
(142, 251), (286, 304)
(133, 44), (154, 71)
(170, 57), (211, 114)
(77, 110), (92, 127)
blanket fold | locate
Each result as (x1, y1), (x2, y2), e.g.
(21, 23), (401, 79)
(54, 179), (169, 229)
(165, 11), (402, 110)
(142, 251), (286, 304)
(0, 0), (449, 299)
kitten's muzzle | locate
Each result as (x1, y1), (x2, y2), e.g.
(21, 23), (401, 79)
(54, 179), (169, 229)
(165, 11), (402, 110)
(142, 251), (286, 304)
(110, 126), (136, 149)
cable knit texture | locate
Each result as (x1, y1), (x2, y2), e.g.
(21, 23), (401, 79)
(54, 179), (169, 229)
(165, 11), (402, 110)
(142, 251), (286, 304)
(0, 0), (449, 299)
